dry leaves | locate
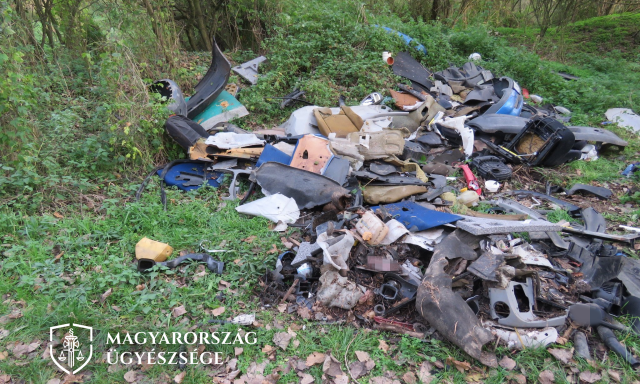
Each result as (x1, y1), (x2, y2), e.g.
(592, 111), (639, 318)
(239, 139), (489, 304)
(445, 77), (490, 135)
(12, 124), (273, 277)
(273, 332), (293, 350)
(46, 379), (61, 384)
(234, 347), (243, 356)
(608, 370), (621, 382)
(242, 236), (257, 243)
(123, 371), (139, 383)
(579, 371), (601, 383)
(172, 305), (187, 317)
(499, 356), (516, 371)
(100, 288), (113, 303)
(299, 373), (314, 384)
(539, 370), (555, 384)
(266, 244), (278, 254)
(322, 354), (344, 377)
(378, 339), (389, 353)
(445, 357), (471, 373)
(174, 371), (186, 383)
(306, 352), (325, 367)
(402, 371), (417, 384)
(548, 348), (574, 365)
(297, 306), (312, 320)
(417, 361), (433, 384)
(212, 307), (225, 317)
(0, 351), (8, 360)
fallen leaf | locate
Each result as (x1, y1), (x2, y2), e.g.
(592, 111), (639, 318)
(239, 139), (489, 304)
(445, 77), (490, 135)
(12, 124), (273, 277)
(212, 307), (225, 317)
(548, 348), (574, 365)
(277, 303), (287, 313)
(349, 361), (367, 379)
(100, 288), (113, 303)
(306, 352), (325, 367)
(53, 212), (64, 219)
(262, 345), (275, 354)
(445, 356), (470, 373)
(0, 329), (9, 339)
(46, 379), (61, 384)
(299, 373), (314, 384)
(402, 371), (417, 384)
(499, 355), (516, 371)
(539, 370), (555, 384)
(0, 375), (9, 384)
(511, 373), (527, 384)
(62, 374), (84, 384)
(297, 306), (312, 320)
(235, 347), (243, 356)
(124, 371), (137, 383)
(242, 236), (257, 243)
(0, 351), (7, 360)
(174, 371), (186, 383)
(135, 284), (145, 291)
(355, 351), (371, 362)
(608, 370), (621, 382)
(172, 306), (187, 317)
(292, 339), (300, 348)
(54, 252), (64, 262)
(273, 332), (293, 350)
(578, 371), (601, 383)
(323, 354), (344, 377)
(378, 339), (389, 353)
(417, 361), (433, 384)
(281, 237), (293, 249)
(266, 244), (278, 254)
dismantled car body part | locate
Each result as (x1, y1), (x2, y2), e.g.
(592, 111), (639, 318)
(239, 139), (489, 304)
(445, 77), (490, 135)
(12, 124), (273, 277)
(360, 92), (383, 106)
(417, 257), (497, 366)
(138, 253), (224, 274)
(205, 167), (251, 201)
(482, 117), (578, 167)
(568, 303), (629, 332)
(232, 56), (266, 85)
(157, 160), (223, 192)
(391, 51), (433, 92)
(597, 326), (640, 368)
(151, 79), (187, 116)
(186, 40), (231, 119)
(253, 162), (349, 209)
(564, 183), (613, 199)
(416, 233), (497, 367)
(235, 193), (300, 224)
(434, 61), (493, 89)
(165, 115), (209, 150)
(573, 331), (591, 360)
(456, 215), (561, 236)
(374, 201), (462, 231)
(468, 115), (628, 150)
(483, 77), (523, 116)
(363, 185), (429, 204)
(621, 296), (640, 335)
(470, 156), (512, 181)
(489, 277), (567, 328)
(493, 327), (558, 350)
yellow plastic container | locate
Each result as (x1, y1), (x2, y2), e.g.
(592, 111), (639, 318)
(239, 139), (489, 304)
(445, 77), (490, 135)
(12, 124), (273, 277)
(458, 190), (480, 207)
(135, 237), (173, 262)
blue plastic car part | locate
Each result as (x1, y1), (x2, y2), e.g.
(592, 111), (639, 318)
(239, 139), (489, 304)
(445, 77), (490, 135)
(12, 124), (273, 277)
(372, 201), (462, 231)
(485, 77), (523, 116)
(375, 25), (428, 55)
(156, 161), (223, 191)
(256, 144), (292, 168)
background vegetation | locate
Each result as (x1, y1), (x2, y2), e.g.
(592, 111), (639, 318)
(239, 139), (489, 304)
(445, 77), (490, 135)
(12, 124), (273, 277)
(1, 0), (640, 382)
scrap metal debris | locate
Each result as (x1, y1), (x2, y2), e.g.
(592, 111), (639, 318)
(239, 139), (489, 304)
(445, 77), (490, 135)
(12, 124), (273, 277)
(146, 46), (640, 370)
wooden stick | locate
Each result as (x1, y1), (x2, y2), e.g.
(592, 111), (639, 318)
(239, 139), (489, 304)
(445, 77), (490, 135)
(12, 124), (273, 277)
(280, 279), (299, 304)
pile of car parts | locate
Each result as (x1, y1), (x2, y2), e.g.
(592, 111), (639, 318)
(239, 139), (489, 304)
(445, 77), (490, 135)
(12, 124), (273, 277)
(143, 43), (640, 369)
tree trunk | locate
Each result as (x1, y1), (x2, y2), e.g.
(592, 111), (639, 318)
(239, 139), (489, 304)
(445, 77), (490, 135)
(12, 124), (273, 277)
(14, 0), (41, 49)
(188, 0), (212, 51)
(142, 0), (173, 67)
(34, 0), (55, 48)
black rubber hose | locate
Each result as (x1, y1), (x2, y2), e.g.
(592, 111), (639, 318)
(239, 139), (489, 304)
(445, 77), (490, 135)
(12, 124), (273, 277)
(597, 326), (640, 368)
(134, 164), (166, 202)
(138, 253), (224, 274)
(573, 331), (591, 360)
(239, 181), (256, 205)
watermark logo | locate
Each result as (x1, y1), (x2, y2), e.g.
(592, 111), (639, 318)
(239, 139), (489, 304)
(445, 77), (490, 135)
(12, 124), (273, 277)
(50, 324), (93, 374)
